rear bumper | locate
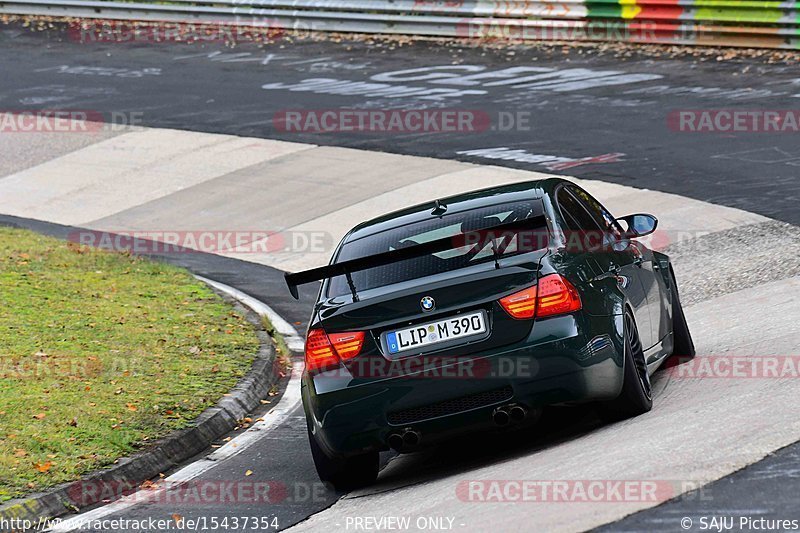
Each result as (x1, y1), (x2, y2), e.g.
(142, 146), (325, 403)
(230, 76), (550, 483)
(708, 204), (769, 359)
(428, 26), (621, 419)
(304, 313), (625, 458)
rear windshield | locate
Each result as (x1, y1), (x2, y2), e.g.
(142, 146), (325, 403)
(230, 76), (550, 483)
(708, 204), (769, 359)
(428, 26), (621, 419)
(327, 200), (548, 298)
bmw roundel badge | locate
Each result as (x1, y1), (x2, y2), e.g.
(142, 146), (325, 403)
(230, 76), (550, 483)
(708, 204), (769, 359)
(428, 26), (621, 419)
(420, 296), (435, 312)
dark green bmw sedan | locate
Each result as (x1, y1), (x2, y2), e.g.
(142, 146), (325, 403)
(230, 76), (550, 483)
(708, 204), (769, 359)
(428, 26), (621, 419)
(286, 178), (695, 490)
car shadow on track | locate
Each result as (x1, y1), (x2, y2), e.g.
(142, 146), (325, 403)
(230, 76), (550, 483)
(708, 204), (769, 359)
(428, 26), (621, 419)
(358, 405), (603, 496)
(353, 369), (678, 497)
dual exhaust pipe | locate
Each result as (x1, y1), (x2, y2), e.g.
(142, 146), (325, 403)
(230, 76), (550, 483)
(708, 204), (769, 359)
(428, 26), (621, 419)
(387, 404), (531, 451)
(492, 404), (528, 426)
(387, 428), (421, 451)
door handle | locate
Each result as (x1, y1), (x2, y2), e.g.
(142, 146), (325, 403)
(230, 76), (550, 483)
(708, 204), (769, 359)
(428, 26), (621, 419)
(633, 256), (643, 267)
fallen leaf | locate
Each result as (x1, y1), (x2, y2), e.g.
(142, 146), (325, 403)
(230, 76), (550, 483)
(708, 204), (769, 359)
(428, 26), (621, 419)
(211, 365), (220, 373)
(14, 449), (26, 457)
(172, 514), (183, 525)
(34, 461), (52, 473)
(126, 403), (138, 412)
(245, 470), (253, 476)
(32, 413), (46, 420)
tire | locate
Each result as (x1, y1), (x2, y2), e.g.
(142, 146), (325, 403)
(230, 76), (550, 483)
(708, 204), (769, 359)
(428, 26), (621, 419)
(669, 270), (696, 360)
(598, 311), (653, 422)
(307, 424), (379, 491)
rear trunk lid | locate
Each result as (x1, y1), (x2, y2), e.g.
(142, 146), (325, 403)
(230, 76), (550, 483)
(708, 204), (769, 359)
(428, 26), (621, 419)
(317, 251), (547, 383)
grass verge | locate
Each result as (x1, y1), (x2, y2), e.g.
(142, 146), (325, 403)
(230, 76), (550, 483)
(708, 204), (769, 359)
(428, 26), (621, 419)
(0, 227), (259, 501)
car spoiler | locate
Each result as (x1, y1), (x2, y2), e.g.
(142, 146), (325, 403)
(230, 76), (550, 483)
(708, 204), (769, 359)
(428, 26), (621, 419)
(284, 215), (547, 300)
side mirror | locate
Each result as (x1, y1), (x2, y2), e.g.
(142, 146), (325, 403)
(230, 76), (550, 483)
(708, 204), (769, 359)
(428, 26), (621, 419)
(616, 213), (658, 238)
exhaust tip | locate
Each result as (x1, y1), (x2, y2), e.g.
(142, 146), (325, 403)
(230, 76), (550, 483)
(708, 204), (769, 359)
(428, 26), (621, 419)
(387, 433), (404, 451)
(492, 408), (510, 426)
(509, 405), (527, 422)
(402, 430), (420, 447)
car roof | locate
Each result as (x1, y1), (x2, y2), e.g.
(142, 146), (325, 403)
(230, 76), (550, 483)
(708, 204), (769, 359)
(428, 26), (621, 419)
(344, 177), (567, 242)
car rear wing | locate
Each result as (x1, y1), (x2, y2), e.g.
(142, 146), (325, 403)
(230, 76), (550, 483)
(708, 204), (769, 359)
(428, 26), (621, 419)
(284, 215), (547, 300)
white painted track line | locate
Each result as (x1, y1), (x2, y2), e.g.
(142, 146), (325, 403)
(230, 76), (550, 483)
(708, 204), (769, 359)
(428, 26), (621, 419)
(195, 275), (305, 353)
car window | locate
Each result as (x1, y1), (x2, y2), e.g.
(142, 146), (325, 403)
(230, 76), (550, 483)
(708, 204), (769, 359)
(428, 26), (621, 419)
(556, 187), (603, 232)
(568, 185), (623, 239)
(327, 200), (548, 297)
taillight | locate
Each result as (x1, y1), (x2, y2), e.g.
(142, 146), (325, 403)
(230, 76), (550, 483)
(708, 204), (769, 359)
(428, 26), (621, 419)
(499, 286), (538, 319)
(304, 329), (365, 372)
(305, 329), (338, 372)
(328, 331), (365, 360)
(536, 274), (582, 318)
(499, 274), (582, 320)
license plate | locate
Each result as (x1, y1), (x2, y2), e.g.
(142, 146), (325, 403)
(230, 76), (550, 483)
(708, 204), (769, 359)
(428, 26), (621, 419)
(385, 311), (487, 354)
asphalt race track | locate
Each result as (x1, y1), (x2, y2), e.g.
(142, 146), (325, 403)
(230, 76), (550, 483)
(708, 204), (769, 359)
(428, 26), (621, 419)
(1, 21), (800, 533)
(1, 23), (800, 228)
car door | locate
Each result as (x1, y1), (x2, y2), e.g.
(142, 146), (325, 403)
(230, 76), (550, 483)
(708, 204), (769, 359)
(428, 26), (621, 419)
(558, 185), (656, 351)
(625, 237), (667, 354)
(617, 218), (672, 352)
